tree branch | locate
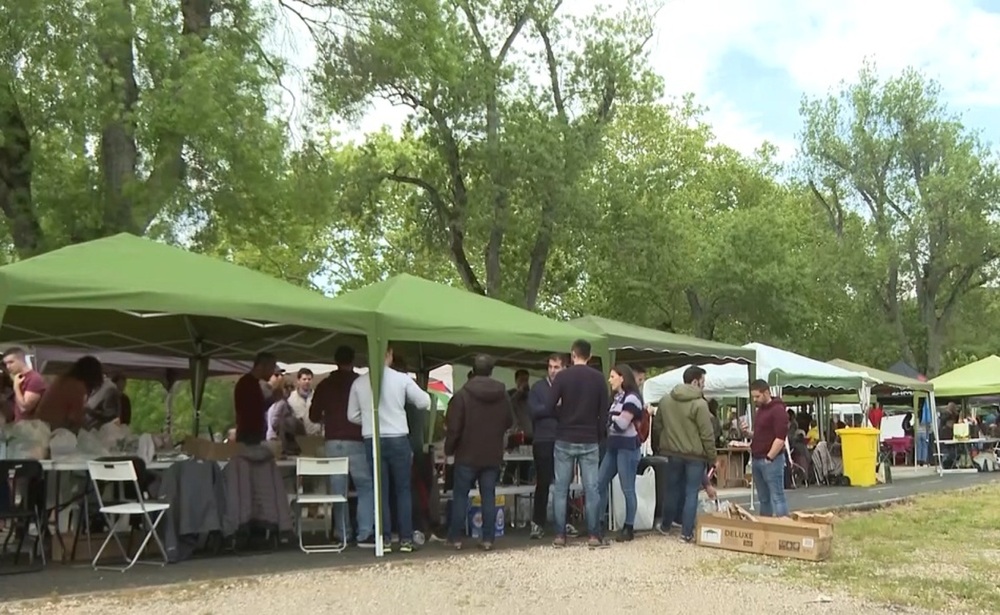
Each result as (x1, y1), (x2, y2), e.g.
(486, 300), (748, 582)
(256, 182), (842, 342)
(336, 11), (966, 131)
(456, 0), (491, 61)
(140, 0), (214, 230)
(535, 3), (565, 121)
(384, 169), (485, 295)
(808, 179), (844, 236)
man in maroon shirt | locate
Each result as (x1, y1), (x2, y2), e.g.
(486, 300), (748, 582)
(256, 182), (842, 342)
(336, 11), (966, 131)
(2, 347), (47, 422)
(743, 379), (790, 517)
(310, 345), (375, 547)
(234, 352), (277, 445)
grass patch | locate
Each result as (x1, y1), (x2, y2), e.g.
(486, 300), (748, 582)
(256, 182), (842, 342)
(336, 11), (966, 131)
(703, 484), (1000, 614)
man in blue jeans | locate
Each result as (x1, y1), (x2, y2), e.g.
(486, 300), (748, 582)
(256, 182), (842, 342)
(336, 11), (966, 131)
(743, 379), (790, 517)
(546, 339), (609, 547)
(444, 354), (513, 550)
(348, 347), (430, 553)
(654, 366), (717, 542)
(310, 346), (376, 547)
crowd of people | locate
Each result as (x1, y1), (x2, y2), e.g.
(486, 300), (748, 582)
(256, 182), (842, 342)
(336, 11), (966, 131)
(1, 347), (132, 431)
(221, 337), (797, 552)
(2, 340), (795, 552)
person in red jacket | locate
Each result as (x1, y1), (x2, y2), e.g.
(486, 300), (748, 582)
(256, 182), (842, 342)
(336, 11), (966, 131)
(868, 402), (885, 430)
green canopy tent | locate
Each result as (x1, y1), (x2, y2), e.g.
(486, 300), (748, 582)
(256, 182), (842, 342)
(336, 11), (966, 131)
(828, 359), (933, 396)
(327, 274), (609, 556)
(329, 274), (609, 370)
(0, 233), (372, 432)
(930, 355), (1000, 398)
(570, 315), (756, 367)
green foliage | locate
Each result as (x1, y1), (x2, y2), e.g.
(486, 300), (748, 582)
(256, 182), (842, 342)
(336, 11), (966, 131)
(127, 379), (235, 440)
(305, 0), (661, 307)
(799, 63), (1000, 374)
(0, 0), (293, 255)
(5, 2), (1000, 398)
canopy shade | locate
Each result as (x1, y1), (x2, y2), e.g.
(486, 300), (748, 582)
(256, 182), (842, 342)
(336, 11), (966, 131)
(32, 345), (250, 383)
(326, 274), (606, 369)
(0, 233), (370, 362)
(570, 315), (755, 367)
(930, 355), (1000, 397)
(827, 359), (933, 394)
(644, 342), (869, 401)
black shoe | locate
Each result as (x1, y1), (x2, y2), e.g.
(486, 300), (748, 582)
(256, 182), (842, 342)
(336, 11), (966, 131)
(617, 525), (634, 542)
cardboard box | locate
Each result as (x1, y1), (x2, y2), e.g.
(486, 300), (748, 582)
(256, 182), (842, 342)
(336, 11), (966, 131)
(467, 495), (506, 539)
(295, 435), (326, 457)
(182, 437), (244, 461)
(696, 505), (833, 561)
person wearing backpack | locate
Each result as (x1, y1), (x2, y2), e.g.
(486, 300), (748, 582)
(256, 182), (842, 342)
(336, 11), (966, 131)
(595, 364), (646, 543)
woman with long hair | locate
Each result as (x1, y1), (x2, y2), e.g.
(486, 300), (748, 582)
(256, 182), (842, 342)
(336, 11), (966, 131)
(596, 364), (646, 542)
(35, 356), (105, 433)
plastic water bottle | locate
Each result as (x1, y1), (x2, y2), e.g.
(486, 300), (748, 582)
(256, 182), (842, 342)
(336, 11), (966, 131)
(413, 530), (425, 546)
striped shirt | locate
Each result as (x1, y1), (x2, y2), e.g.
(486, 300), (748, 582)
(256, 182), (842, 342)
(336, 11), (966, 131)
(607, 391), (644, 450)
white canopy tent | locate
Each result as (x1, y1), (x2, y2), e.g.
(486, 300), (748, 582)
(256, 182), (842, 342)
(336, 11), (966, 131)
(644, 342), (875, 401)
(643, 342), (878, 511)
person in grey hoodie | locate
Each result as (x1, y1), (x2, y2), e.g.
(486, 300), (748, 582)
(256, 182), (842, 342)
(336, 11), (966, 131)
(526, 353), (565, 539)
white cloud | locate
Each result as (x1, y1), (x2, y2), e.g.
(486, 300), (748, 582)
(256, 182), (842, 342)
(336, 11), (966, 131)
(644, 0), (1000, 157)
(274, 0), (1000, 157)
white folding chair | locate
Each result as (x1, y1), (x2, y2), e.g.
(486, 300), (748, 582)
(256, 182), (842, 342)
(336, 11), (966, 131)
(86, 460), (170, 572)
(292, 457), (349, 554)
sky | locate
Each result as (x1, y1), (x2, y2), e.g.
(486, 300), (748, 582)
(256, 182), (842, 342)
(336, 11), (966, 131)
(275, 0), (1000, 160)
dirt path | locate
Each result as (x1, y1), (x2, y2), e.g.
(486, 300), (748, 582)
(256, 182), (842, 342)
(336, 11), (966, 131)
(1, 536), (929, 615)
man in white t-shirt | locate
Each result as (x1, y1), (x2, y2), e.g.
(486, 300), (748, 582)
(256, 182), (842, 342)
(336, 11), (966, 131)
(348, 347), (430, 554)
(288, 367), (321, 436)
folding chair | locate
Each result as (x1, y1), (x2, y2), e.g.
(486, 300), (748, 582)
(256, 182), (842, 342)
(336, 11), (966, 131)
(292, 457), (348, 554)
(86, 460), (170, 572)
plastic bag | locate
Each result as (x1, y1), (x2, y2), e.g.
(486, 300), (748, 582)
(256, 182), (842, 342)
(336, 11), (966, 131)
(8, 419), (51, 459)
(610, 467), (657, 530)
(76, 428), (110, 458)
(99, 421), (132, 451)
(49, 428), (78, 458)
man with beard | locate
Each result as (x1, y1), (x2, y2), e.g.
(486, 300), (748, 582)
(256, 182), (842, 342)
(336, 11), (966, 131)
(741, 379), (790, 517)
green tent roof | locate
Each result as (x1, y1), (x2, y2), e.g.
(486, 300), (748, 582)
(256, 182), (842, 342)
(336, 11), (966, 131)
(828, 358), (934, 393)
(0, 233), (369, 361)
(328, 274), (606, 368)
(570, 315), (755, 367)
(930, 355), (1000, 397)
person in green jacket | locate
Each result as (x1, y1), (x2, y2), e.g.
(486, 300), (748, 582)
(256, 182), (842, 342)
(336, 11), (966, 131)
(653, 365), (717, 542)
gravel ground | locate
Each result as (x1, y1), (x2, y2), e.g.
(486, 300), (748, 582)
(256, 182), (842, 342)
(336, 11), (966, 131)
(0, 536), (929, 615)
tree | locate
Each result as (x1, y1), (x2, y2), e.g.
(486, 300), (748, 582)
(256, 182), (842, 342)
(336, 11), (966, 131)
(799, 64), (1000, 375)
(572, 99), (864, 356)
(294, 0), (660, 308)
(0, 0), (290, 257)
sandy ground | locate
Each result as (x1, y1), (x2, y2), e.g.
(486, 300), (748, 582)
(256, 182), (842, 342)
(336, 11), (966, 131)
(0, 536), (927, 615)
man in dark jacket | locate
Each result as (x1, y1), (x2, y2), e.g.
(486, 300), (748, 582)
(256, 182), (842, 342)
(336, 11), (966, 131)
(444, 354), (513, 549)
(655, 365), (716, 542)
(526, 353), (565, 539)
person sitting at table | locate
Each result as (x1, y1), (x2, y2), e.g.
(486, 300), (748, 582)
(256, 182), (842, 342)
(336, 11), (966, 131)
(83, 372), (124, 430)
(35, 356), (105, 433)
(444, 354), (513, 551)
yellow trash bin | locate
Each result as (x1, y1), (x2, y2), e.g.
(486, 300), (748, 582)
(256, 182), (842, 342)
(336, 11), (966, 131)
(836, 427), (880, 487)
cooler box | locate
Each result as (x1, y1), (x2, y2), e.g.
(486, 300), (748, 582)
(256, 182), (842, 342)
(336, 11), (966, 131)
(468, 495), (505, 539)
(837, 427), (880, 487)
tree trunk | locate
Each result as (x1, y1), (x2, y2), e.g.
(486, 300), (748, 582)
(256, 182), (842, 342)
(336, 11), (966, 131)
(0, 81), (41, 256)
